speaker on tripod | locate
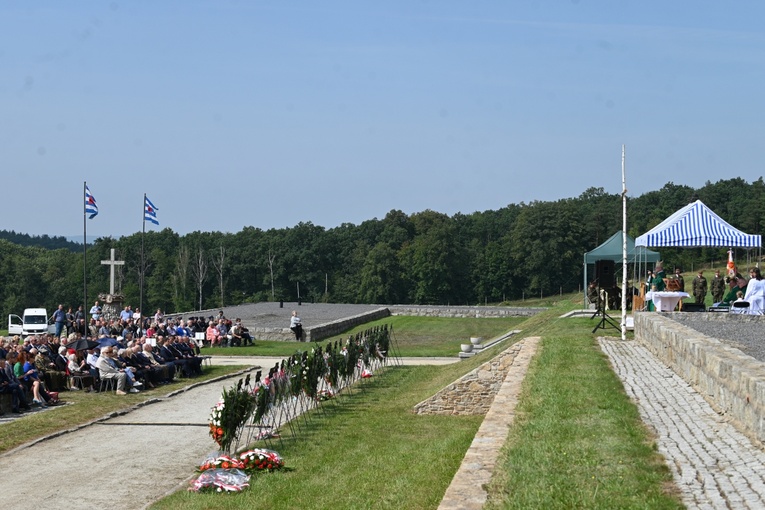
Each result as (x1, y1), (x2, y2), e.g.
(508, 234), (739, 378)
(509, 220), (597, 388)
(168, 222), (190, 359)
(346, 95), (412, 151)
(595, 260), (615, 288)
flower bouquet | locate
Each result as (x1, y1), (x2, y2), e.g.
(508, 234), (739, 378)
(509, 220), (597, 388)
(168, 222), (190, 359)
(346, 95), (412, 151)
(191, 452), (250, 493)
(316, 388), (335, 401)
(190, 469), (250, 493)
(239, 448), (285, 472)
(198, 453), (244, 472)
(208, 379), (257, 453)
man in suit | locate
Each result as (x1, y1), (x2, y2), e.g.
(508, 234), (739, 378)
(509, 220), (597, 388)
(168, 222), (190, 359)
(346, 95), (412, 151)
(141, 344), (174, 383)
(158, 337), (192, 378)
(96, 347), (130, 395)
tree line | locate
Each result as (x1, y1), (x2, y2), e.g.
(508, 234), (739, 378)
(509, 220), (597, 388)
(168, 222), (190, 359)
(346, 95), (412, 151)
(1, 177), (763, 317)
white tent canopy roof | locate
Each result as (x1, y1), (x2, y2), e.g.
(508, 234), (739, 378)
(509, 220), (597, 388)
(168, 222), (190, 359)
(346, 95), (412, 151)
(635, 200), (761, 248)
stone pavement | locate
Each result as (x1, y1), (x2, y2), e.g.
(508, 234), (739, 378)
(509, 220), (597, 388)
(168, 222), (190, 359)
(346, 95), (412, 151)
(438, 337), (541, 510)
(600, 338), (765, 509)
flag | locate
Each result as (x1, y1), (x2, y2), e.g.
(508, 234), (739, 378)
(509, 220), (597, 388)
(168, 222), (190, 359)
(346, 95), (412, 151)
(144, 196), (159, 225)
(85, 185), (98, 219)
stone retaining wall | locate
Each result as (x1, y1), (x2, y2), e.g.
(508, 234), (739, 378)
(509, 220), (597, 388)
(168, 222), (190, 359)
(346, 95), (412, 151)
(634, 312), (765, 444)
(413, 340), (525, 415)
(256, 305), (541, 343)
(306, 307), (391, 343)
(390, 305), (543, 318)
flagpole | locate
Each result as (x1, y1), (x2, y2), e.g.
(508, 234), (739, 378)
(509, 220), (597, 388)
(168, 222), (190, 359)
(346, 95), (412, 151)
(140, 193), (146, 330)
(83, 181), (88, 329)
(621, 145), (628, 340)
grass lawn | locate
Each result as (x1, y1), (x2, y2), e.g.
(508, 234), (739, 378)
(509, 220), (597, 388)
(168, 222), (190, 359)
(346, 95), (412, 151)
(202, 315), (526, 358)
(152, 297), (682, 509)
(485, 312), (682, 509)
(152, 337), (514, 510)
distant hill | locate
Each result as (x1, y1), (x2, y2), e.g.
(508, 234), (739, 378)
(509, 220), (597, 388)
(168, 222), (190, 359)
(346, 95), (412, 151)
(0, 230), (82, 251)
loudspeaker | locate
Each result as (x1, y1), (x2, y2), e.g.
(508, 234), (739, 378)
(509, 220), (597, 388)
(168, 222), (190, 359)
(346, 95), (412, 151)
(683, 303), (706, 312)
(595, 260), (615, 288)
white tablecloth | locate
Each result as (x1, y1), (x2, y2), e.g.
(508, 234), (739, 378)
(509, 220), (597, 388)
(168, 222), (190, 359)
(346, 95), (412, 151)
(645, 291), (690, 312)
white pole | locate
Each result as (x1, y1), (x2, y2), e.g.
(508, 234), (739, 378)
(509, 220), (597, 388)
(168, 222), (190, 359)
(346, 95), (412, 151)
(621, 145), (628, 340)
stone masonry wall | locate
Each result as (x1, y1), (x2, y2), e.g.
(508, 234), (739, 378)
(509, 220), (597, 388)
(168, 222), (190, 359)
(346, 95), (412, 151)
(635, 312), (765, 444)
(413, 340), (525, 415)
(253, 305), (541, 342)
(389, 305), (543, 318)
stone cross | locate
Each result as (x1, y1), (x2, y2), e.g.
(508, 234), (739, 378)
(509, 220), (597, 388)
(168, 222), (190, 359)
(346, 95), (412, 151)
(101, 248), (125, 295)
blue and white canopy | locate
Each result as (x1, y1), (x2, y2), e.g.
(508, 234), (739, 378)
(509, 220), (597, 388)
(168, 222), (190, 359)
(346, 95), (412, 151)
(635, 200), (761, 248)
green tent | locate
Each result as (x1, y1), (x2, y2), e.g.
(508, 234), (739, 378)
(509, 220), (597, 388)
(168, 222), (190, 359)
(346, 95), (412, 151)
(583, 232), (661, 305)
(584, 231), (661, 264)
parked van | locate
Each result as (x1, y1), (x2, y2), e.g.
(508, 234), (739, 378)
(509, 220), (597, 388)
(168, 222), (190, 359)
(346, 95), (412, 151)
(7, 308), (56, 337)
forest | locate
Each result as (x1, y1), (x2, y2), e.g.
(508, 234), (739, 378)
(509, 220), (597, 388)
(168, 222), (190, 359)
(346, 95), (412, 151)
(1, 177), (763, 317)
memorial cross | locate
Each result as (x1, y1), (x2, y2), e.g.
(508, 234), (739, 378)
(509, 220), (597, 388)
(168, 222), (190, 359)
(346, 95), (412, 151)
(101, 248), (125, 295)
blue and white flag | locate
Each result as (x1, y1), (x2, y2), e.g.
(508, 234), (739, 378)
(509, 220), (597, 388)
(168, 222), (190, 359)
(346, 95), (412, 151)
(85, 185), (98, 219)
(144, 196), (159, 225)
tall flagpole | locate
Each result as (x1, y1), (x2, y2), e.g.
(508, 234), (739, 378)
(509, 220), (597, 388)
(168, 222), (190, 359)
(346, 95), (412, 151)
(140, 193), (146, 330)
(621, 145), (628, 340)
(83, 181), (88, 329)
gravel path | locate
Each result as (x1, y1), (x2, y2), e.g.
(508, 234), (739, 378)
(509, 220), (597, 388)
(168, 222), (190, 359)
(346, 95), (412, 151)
(667, 313), (765, 362)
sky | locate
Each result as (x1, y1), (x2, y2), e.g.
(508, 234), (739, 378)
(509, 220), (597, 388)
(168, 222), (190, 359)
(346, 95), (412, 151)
(2, 1), (764, 239)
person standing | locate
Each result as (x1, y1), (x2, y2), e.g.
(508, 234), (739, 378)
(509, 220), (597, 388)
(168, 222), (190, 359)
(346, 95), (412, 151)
(289, 310), (303, 341)
(651, 262), (666, 292)
(674, 267), (685, 291)
(51, 304), (67, 339)
(89, 300), (102, 321)
(692, 270), (708, 305)
(711, 270), (725, 304)
(647, 263), (665, 312)
(65, 307), (76, 337)
(744, 267), (765, 314)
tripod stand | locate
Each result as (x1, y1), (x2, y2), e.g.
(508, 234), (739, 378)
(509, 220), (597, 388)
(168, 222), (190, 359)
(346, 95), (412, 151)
(591, 285), (619, 333)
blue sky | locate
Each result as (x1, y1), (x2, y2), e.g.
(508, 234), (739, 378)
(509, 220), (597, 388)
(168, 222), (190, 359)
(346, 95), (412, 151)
(2, 1), (764, 238)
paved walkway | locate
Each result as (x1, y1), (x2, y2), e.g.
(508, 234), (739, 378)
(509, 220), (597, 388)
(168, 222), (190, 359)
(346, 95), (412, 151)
(0, 370), (255, 509)
(438, 337), (540, 510)
(601, 339), (765, 509)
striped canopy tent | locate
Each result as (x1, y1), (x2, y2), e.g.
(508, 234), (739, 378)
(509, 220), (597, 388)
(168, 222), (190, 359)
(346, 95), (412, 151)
(635, 200), (761, 249)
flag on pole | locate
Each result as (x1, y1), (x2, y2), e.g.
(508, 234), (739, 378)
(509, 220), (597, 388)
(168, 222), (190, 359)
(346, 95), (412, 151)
(85, 186), (98, 219)
(144, 196), (159, 225)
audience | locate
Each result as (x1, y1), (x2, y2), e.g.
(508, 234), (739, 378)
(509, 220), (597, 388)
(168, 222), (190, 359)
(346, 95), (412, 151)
(0, 310), (215, 414)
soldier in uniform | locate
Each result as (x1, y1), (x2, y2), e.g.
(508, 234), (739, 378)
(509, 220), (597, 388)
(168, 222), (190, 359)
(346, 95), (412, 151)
(692, 270), (708, 305)
(710, 269), (725, 304)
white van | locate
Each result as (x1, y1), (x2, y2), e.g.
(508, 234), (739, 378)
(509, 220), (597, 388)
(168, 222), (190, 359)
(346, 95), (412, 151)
(7, 308), (56, 337)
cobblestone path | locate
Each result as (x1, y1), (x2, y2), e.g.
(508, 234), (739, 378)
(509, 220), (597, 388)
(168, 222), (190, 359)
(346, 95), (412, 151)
(601, 339), (765, 509)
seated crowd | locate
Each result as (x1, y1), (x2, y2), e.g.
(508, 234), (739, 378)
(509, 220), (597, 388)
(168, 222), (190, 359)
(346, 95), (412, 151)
(0, 312), (211, 413)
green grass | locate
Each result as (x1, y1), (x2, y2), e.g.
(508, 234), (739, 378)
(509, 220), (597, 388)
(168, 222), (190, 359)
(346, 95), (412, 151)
(0, 365), (246, 454)
(204, 315), (526, 358)
(152, 344), (512, 510)
(153, 298), (681, 509)
(485, 314), (681, 509)
(342, 315), (527, 356)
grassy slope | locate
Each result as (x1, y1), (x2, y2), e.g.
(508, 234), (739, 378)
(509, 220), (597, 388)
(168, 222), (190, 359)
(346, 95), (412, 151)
(154, 296), (682, 509)
(486, 313), (681, 509)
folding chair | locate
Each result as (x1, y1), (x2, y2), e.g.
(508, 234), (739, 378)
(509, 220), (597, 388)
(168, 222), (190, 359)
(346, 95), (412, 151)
(731, 301), (750, 314)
